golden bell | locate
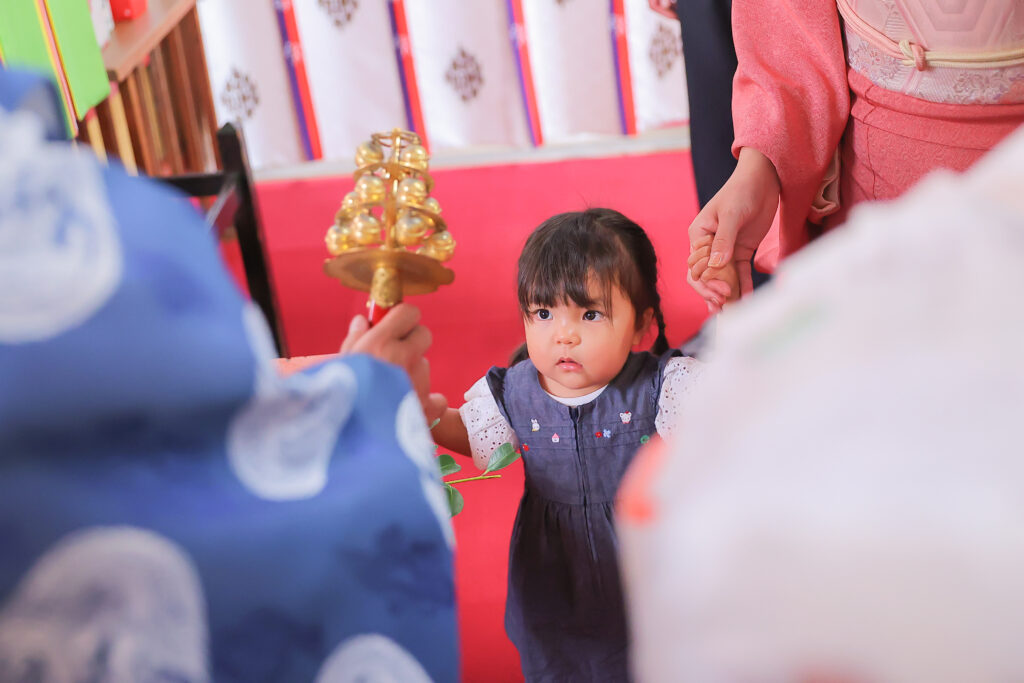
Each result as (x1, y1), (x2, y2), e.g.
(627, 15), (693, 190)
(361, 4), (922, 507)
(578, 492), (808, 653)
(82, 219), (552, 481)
(422, 197), (441, 215)
(399, 144), (429, 171)
(419, 230), (456, 262)
(396, 177), (428, 206)
(355, 141), (384, 168)
(325, 225), (355, 255)
(356, 175), (386, 204)
(395, 211), (430, 246)
(351, 213), (382, 245)
(340, 191), (360, 215)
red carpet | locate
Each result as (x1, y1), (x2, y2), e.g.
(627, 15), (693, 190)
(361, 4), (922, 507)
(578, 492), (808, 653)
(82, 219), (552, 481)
(253, 149), (704, 681)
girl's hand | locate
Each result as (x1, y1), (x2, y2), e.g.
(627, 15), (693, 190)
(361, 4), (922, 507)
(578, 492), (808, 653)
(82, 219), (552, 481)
(688, 235), (739, 312)
(687, 147), (780, 301)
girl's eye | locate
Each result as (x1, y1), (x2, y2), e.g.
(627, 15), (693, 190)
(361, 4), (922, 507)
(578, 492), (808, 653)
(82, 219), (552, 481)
(583, 310), (604, 321)
(534, 309), (551, 321)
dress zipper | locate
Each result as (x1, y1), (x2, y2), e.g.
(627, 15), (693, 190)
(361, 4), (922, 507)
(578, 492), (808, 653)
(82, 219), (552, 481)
(571, 406), (599, 565)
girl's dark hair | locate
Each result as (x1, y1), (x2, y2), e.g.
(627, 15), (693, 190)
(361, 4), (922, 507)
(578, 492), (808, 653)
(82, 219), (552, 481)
(508, 208), (668, 365)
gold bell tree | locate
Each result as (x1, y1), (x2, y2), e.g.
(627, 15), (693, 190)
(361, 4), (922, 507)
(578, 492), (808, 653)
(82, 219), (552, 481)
(324, 128), (455, 324)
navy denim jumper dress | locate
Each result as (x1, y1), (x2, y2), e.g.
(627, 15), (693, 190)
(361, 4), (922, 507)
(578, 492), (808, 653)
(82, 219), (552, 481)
(486, 350), (678, 682)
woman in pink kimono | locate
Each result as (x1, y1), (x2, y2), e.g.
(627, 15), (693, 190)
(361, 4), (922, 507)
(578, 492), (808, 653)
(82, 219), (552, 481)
(688, 0), (1024, 305)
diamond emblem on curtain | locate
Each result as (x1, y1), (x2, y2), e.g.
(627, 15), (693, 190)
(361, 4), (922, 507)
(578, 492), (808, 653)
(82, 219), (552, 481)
(221, 67), (260, 119)
(648, 23), (681, 78)
(445, 47), (484, 102)
(317, 0), (358, 29)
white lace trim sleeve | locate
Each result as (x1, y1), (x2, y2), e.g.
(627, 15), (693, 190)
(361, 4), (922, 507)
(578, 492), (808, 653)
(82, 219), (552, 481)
(656, 356), (704, 441)
(459, 376), (518, 471)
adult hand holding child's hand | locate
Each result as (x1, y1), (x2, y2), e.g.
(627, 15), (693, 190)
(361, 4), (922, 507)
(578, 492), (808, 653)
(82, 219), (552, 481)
(687, 147), (780, 306)
(688, 235), (740, 313)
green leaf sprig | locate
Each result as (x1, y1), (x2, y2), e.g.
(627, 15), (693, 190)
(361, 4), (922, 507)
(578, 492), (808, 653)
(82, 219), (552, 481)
(436, 442), (521, 517)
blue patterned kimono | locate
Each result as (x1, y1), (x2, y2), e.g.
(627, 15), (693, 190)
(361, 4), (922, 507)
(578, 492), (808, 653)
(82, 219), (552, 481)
(0, 69), (457, 682)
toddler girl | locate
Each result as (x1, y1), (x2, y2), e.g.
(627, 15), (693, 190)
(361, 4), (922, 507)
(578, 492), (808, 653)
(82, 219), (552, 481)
(432, 208), (705, 681)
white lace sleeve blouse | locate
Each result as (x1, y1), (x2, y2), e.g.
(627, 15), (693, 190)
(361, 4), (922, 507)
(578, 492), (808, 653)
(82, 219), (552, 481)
(457, 357), (703, 470)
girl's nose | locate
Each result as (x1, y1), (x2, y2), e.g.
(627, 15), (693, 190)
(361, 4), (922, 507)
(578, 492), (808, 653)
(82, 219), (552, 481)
(555, 322), (580, 345)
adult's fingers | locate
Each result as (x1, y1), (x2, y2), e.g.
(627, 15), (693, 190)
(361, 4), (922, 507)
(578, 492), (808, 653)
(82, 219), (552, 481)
(690, 258), (710, 283)
(691, 233), (714, 251)
(408, 356), (431, 401)
(423, 393), (448, 426)
(687, 206), (718, 248)
(408, 358), (446, 424)
(688, 244), (713, 282)
(368, 303), (422, 341)
(339, 314), (369, 355)
(356, 304), (428, 367)
(708, 208), (743, 268)
(341, 304), (433, 371)
(737, 260), (754, 296)
(687, 244), (712, 269)
(399, 325), (432, 367)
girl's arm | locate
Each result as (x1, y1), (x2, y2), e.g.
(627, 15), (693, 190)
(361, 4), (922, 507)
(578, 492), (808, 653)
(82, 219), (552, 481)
(432, 407), (472, 458)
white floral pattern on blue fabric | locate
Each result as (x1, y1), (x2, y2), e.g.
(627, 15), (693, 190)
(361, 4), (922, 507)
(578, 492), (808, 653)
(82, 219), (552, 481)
(0, 109), (122, 343)
(228, 305), (356, 500)
(396, 391), (454, 548)
(0, 527), (208, 682)
(315, 633), (432, 682)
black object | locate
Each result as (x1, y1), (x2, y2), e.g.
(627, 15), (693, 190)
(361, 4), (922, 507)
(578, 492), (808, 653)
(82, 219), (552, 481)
(161, 124), (288, 357)
(675, 0), (738, 208)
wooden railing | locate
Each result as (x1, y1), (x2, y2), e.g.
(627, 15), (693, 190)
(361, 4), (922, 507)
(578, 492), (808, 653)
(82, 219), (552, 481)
(79, 0), (218, 177)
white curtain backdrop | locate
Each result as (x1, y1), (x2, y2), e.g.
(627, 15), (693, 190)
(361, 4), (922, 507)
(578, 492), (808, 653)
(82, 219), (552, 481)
(290, 0), (409, 162)
(520, 0), (622, 143)
(402, 0), (531, 150)
(622, 0), (688, 132)
(197, 0), (304, 169)
(197, 0), (690, 168)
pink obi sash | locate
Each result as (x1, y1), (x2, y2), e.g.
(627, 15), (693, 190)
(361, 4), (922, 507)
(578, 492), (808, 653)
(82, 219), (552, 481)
(837, 0), (1024, 105)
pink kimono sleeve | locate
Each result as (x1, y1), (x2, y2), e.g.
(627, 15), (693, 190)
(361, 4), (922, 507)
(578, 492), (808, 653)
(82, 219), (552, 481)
(731, 0), (850, 268)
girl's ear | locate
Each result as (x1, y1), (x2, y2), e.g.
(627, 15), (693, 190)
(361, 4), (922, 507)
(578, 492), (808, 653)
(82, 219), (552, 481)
(633, 307), (654, 345)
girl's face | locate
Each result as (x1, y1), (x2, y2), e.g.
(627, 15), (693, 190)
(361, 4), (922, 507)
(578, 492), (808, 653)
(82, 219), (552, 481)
(524, 281), (651, 398)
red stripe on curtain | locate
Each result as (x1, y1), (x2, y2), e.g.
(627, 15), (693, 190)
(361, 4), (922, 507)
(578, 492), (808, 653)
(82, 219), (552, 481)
(610, 0), (637, 135)
(276, 0), (322, 160)
(508, 0), (543, 146)
(390, 0), (429, 150)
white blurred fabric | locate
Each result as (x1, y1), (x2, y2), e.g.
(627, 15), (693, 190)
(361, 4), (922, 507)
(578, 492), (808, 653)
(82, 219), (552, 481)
(290, 0), (408, 162)
(520, 0), (622, 143)
(197, 0), (304, 169)
(402, 0), (530, 150)
(618, 125), (1024, 683)
(622, 0), (688, 132)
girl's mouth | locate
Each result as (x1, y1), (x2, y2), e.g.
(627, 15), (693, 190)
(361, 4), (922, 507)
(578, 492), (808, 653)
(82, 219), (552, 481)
(556, 358), (582, 371)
